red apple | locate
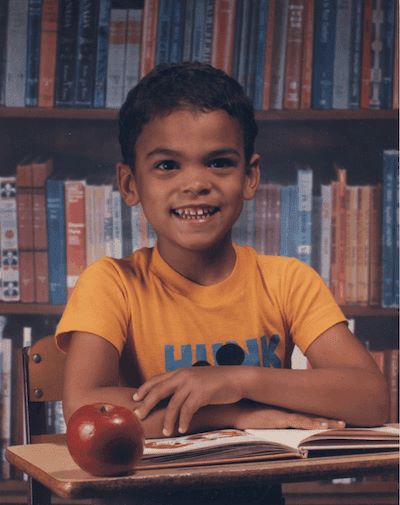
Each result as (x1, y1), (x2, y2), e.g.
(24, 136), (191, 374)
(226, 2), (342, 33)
(66, 403), (144, 476)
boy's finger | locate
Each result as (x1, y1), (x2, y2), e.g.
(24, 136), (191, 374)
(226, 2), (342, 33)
(134, 381), (176, 419)
(162, 389), (190, 437)
(178, 395), (200, 434)
(133, 373), (169, 401)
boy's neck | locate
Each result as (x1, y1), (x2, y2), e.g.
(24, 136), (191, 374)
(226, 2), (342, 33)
(157, 239), (237, 286)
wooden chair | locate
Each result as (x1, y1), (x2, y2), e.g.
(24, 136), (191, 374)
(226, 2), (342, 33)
(22, 335), (66, 505)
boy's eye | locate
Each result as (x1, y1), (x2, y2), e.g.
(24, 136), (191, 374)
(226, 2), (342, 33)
(155, 160), (177, 171)
(208, 158), (235, 169)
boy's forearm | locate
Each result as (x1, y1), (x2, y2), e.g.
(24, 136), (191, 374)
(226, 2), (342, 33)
(238, 366), (389, 426)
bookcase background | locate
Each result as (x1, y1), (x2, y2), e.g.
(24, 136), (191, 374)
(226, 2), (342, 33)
(0, 0), (398, 502)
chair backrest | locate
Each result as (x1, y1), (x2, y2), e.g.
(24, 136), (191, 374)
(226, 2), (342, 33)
(22, 335), (66, 505)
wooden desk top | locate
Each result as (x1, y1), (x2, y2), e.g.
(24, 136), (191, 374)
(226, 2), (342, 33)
(6, 438), (399, 500)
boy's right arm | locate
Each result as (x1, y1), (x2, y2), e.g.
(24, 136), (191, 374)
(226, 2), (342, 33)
(63, 331), (344, 437)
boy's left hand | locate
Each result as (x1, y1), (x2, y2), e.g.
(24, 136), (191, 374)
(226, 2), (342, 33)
(133, 366), (245, 436)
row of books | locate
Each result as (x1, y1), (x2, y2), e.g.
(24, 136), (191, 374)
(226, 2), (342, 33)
(0, 150), (397, 308)
(0, 0), (398, 111)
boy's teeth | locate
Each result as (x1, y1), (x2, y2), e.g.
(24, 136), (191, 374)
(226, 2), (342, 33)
(174, 207), (216, 219)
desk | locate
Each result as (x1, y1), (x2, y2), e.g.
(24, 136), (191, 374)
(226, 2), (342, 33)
(6, 439), (398, 505)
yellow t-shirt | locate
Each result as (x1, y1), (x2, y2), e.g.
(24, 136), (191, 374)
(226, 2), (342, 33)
(55, 244), (346, 386)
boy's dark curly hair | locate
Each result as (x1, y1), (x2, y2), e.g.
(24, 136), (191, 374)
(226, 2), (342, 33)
(118, 62), (258, 168)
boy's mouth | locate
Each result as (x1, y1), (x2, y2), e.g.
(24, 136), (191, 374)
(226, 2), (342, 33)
(171, 206), (219, 220)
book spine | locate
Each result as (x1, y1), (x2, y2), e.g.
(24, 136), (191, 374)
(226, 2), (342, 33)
(168, 0), (185, 63)
(253, 0), (269, 110)
(269, 184), (281, 256)
(64, 180), (86, 297)
(103, 184), (113, 257)
(38, 0), (59, 108)
(93, 185), (106, 260)
(381, 150), (396, 307)
(155, 0), (172, 64)
(300, 0), (314, 109)
(379, 0), (396, 108)
(311, 194), (321, 273)
(368, 0), (385, 109)
(255, 184), (268, 254)
(93, 0), (111, 108)
(283, 0), (305, 110)
(279, 185), (290, 256)
(287, 185), (298, 258)
(262, 0), (276, 110)
(393, 151), (399, 306)
(384, 348), (399, 423)
(191, 0), (207, 62)
(123, 7), (143, 97)
(74, 0), (99, 107)
(320, 184), (332, 287)
(311, 0), (337, 109)
(55, 0), (79, 107)
(344, 186), (358, 304)
(111, 190), (122, 258)
(348, 0), (364, 108)
(121, 198), (132, 257)
(201, 0), (214, 65)
(360, 0), (373, 108)
(140, 0), (159, 78)
(25, 0), (42, 107)
(392, 4), (399, 109)
(105, 9), (128, 109)
(211, 0), (237, 75)
(5, 0), (29, 106)
(245, 0), (260, 101)
(84, 184), (95, 266)
(330, 168), (347, 304)
(368, 184), (382, 305)
(0, 178), (20, 302)
(34, 250), (49, 303)
(131, 205), (141, 251)
(46, 179), (67, 305)
(182, 0), (195, 61)
(332, 0), (352, 109)
(269, 0), (289, 109)
(356, 186), (371, 304)
(296, 168), (313, 264)
(0, 338), (12, 479)
(0, 2), (9, 105)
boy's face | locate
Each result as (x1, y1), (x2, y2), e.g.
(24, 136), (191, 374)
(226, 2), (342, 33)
(118, 108), (260, 260)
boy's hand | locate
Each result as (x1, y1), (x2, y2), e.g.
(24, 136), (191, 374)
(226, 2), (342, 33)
(234, 402), (346, 430)
(133, 366), (244, 436)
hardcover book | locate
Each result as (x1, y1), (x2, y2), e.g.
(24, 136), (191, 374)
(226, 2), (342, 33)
(38, 0), (59, 108)
(25, 0), (42, 107)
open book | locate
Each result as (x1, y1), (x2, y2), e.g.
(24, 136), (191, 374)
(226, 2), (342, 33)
(138, 425), (399, 469)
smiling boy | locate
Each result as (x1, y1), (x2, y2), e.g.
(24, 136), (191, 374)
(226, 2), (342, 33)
(56, 63), (388, 442)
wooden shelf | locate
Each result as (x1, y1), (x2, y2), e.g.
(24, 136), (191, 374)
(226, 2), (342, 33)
(0, 106), (398, 121)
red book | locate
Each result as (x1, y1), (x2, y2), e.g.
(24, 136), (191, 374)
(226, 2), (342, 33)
(300, 0), (314, 109)
(360, 0), (373, 109)
(211, 0), (237, 75)
(64, 180), (86, 297)
(262, 0), (276, 110)
(139, 0), (159, 78)
(38, 0), (59, 107)
(330, 167), (347, 305)
(368, 184), (382, 305)
(283, 0), (305, 109)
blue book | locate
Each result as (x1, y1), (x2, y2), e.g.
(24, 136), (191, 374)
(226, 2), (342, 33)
(202, 0), (214, 64)
(233, 0), (252, 89)
(245, 0), (260, 100)
(191, 0), (207, 61)
(332, 0), (352, 109)
(155, 0), (172, 64)
(74, 0), (99, 107)
(93, 0), (111, 108)
(381, 150), (397, 307)
(297, 168), (313, 265)
(244, 198), (256, 247)
(280, 185), (298, 258)
(46, 179), (67, 305)
(348, 0), (363, 108)
(380, 0), (396, 108)
(169, 0), (185, 63)
(25, 0), (42, 107)
(254, 0), (269, 110)
(55, 0), (79, 107)
(311, 0), (337, 109)
(287, 185), (298, 259)
(182, 0), (195, 61)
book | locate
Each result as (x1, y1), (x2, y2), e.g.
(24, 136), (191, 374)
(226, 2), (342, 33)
(330, 167), (347, 305)
(105, 8), (128, 109)
(320, 184), (332, 287)
(191, 0), (214, 63)
(5, 0), (29, 106)
(368, 184), (382, 305)
(262, 0), (276, 110)
(344, 185), (358, 303)
(379, 0), (396, 109)
(25, 0), (42, 107)
(138, 426), (400, 469)
(296, 168), (313, 265)
(155, 0), (172, 64)
(243, 0), (259, 101)
(232, 0), (252, 90)
(283, 0), (305, 110)
(384, 349), (399, 423)
(0, 338), (12, 479)
(211, 0), (237, 75)
(38, 0), (59, 108)
(123, 7), (142, 97)
(0, 177), (19, 302)
(348, 0), (364, 108)
(311, 194), (321, 273)
(140, 0), (159, 78)
(253, 0), (270, 110)
(332, 0), (352, 109)
(360, 0), (373, 108)
(169, 0), (185, 63)
(0, 1), (8, 105)
(356, 185), (371, 305)
(299, 0), (314, 109)
(269, 0), (289, 109)
(311, 0), (337, 109)
(74, 0), (99, 107)
(93, 0), (111, 108)
(182, 0), (195, 61)
(55, 0), (80, 107)
(265, 183), (281, 256)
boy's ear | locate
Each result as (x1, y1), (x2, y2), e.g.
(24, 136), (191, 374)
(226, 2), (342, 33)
(116, 162), (141, 206)
(243, 153), (261, 200)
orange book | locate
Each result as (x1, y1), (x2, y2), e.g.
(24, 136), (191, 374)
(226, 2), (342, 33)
(356, 186), (371, 305)
(368, 184), (382, 305)
(211, 0), (237, 75)
(283, 0), (305, 109)
(34, 250), (49, 304)
(330, 167), (347, 305)
(64, 180), (86, 297)
(360, 0), (373, 109)
(38, 0), (59, 107)
(139, 0), (159, 78)
(262, 0), (276, 110)
(344, 186), (358, 304)
(300, 0), (314, 109)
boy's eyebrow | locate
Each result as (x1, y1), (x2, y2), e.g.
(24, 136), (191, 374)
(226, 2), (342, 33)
(146, 147), (241, 159)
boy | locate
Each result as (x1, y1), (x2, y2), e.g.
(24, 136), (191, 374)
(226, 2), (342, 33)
(57, 62), (388, 441)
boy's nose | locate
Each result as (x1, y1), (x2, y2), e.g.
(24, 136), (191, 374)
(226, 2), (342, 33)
(181, 170), (212, 196)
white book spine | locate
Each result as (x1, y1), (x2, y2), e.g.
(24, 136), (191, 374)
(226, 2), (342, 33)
(85, 184), (96, 266)
(106, 9), (128, 109)
(5, 0), (29, 106)
(1, 338), (12, 478)
(131, 205), (141, 251)
(111, 190), (122, 258)
(320, 184), (332, 286)
(103, 184), (114, 257)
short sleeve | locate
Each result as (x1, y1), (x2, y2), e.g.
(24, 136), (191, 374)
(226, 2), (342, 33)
(283, 260), (347, 353)
(55, 258), (131, 355)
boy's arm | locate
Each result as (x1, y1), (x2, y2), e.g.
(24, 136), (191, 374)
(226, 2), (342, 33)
(62, 331), (344, 438)
(134, 323), (389, 434)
